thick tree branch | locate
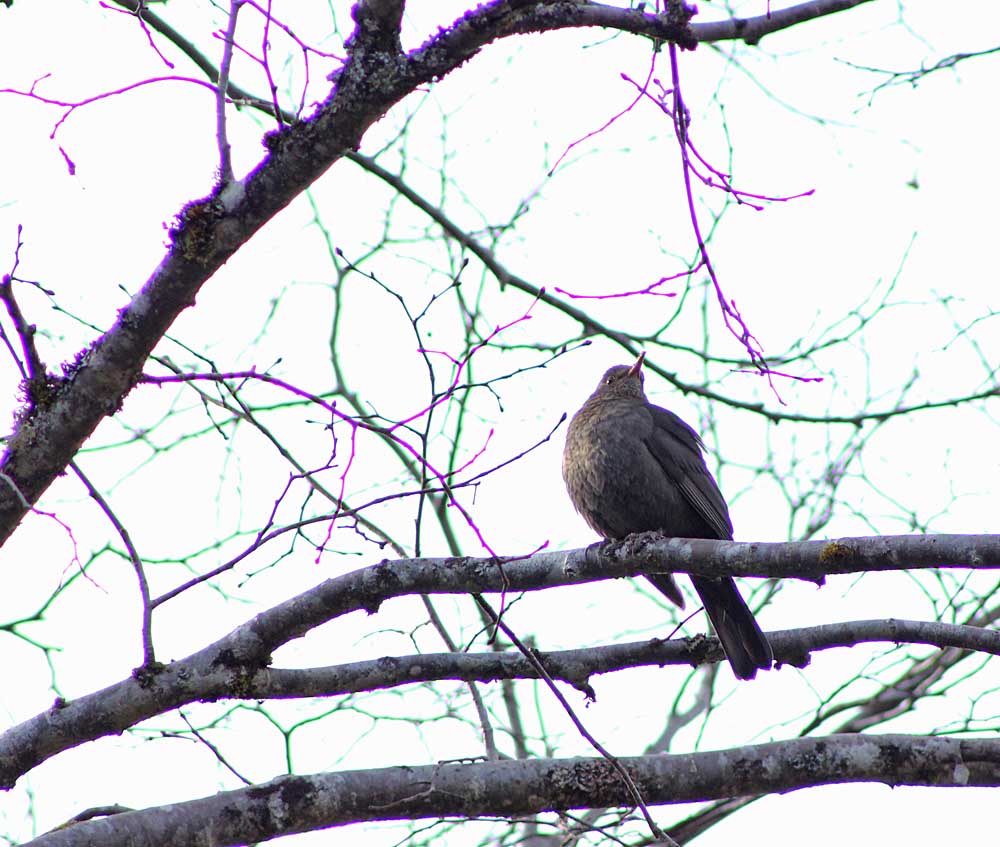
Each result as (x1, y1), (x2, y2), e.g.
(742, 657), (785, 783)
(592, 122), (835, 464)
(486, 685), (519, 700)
(691, 0), (876, 46)
(598, 532), (1000, 581)
(0, 0), (878, 544)
(179, 619), (1000, 703)
(3, 531), (999, 790)
(0, 17), (410, 543)
(23, 734), (1000, 847)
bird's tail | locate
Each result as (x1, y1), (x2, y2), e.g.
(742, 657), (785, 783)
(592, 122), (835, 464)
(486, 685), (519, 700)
(645, 573), (686, 609)
(690, 575), (773, 681)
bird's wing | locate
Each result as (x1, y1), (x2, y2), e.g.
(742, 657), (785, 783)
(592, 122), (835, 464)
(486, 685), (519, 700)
(644, 405), (734, 540)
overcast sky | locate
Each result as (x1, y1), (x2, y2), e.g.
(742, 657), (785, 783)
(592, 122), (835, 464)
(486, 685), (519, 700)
(2, 2), (999, 845)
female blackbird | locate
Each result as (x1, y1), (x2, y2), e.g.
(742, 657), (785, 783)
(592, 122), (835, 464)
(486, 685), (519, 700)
(562, 353), (772, 680)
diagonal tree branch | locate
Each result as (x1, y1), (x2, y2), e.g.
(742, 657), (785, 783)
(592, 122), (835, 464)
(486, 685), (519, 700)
(0, 0), (878, 545)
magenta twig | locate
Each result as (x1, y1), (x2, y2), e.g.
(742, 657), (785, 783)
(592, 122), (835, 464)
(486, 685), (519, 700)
(555, 263), (700, 300)
(548, 52), (657, 176)
(216, 1), (243, 184)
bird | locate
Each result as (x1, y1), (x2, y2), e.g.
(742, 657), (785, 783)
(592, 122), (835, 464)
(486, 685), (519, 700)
(562, 352), (773, 680)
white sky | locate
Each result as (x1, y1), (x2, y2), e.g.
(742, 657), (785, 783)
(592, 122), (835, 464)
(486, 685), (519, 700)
(1, 1), (1000, 845)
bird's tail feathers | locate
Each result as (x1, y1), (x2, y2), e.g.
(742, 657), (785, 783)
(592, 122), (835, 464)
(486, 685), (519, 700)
(690, 575), (773, 681)
(645, 572), (686, 609)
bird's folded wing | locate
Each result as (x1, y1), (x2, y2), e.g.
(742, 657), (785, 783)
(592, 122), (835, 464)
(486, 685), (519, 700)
(644, 407), (734, 540)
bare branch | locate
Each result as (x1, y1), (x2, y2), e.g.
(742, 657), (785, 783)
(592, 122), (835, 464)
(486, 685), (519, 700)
(3, 528), (999, 790)
(23, 734), (1000, 847)
(691, 0), (877, 46)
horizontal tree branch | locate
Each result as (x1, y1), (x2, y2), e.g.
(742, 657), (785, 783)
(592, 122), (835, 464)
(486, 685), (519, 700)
(596, 531), (1000, 581)
(691, 0), (876, 45)
(24, 733), (1000, 847)
(2, 533), (998, 789)
(259, 618), (1000, 698)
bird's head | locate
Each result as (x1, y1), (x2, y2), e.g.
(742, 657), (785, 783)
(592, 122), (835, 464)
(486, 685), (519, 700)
(592, 352), (647, 401)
